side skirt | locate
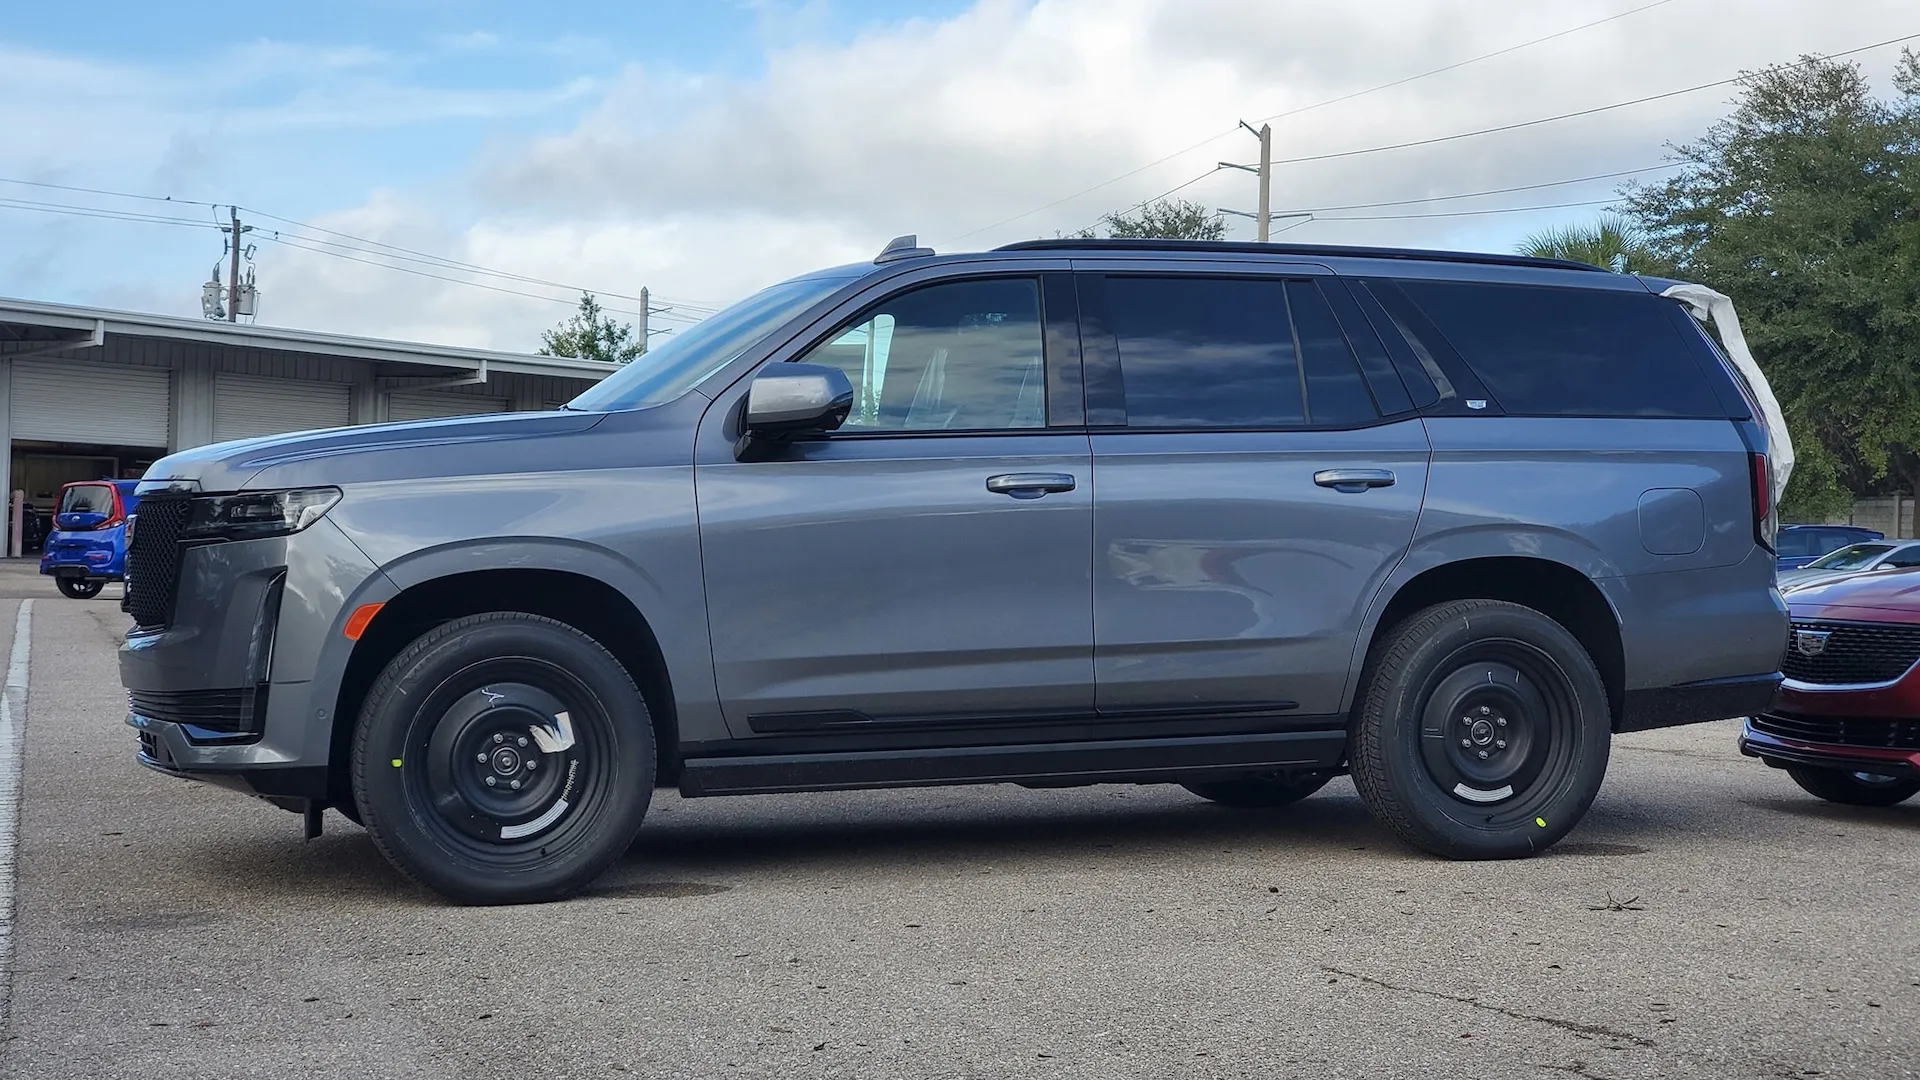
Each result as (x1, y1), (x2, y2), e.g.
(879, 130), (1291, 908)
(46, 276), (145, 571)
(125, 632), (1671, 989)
(677, 730), (1347, 798)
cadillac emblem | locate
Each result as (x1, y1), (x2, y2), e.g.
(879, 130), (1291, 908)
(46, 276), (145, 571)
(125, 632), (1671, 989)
(1792, 629), (1832, 658)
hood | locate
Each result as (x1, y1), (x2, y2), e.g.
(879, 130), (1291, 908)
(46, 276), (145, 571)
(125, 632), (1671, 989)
(142, 409), (612, 493)
(1785, 565), (1920, 623)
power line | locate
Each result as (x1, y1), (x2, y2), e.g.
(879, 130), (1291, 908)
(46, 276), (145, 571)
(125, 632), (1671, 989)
(942, 0), (1682, 243)
(1310, 198), (1617, 222)
(0, 176), (222, 208)
(0, 198), (225, 231)
(1276, 164), (1675, 215)
(257, 233), (687, 322)
(1271, 29), (1920, 168)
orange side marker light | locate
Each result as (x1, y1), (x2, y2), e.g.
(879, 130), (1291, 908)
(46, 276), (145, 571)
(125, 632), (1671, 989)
(344, 602), (385, 641)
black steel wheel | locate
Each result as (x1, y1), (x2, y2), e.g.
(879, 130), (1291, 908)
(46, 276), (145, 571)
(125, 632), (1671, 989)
(1787, 766), (1920, 807)
(56, 577), (104, 600)
(1182, 771), (1333, 808)
(1351, 599), (1611, 859)
(352, 613), (654, 904)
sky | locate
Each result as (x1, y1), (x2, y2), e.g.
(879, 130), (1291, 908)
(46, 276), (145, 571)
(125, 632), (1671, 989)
(2, 0), (1915, 352)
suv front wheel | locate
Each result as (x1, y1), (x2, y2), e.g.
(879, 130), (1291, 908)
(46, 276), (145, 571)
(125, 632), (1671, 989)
(351, 613), (655, 904)
(1350, 599), (1611, 859)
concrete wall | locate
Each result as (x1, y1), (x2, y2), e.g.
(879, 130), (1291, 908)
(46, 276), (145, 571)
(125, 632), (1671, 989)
(1817, 495), (1915, 538)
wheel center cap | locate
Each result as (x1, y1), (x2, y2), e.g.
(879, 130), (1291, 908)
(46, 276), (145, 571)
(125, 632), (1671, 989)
(1468, 719), (1496, 746)
(491, 747), (522, 774)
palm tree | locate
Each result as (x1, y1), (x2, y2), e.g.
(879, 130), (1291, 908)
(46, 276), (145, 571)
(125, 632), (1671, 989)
(1518, 213), (1668, 274)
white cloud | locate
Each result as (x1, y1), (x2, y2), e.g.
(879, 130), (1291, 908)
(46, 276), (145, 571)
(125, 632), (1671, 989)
(8, 0), (1919, 351)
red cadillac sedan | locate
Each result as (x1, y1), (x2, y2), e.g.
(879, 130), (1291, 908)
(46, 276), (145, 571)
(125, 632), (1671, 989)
(1740, 565), (1920, 806)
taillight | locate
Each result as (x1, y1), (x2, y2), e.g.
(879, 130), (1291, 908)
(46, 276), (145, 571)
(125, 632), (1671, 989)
(1751, 452), (1775, 551)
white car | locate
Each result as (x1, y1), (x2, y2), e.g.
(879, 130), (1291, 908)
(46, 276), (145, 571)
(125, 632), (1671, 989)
(1778, 539), (1920, 590)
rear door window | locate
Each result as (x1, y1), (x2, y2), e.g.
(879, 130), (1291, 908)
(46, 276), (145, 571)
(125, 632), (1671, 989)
(1101, 276), (1382, 429)
(1393, 280), (1724, 417)
(58, 485), (115, 516)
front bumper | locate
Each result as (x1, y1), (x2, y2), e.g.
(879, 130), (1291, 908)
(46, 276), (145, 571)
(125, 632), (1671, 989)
(1739, 720), (1920, 778)
(119, 517), (384, 804)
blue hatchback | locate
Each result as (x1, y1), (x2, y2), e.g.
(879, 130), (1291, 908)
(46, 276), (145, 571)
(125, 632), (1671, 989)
(39, 479), (141, 599)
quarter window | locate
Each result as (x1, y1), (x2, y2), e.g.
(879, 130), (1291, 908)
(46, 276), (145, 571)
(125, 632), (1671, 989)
(795, 278), (1046, 432)
(1394, 279), (1723, 417)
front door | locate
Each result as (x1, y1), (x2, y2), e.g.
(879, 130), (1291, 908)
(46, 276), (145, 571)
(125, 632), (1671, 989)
(696, 274), (1094, 736)
(1078, 270), (1431, 720)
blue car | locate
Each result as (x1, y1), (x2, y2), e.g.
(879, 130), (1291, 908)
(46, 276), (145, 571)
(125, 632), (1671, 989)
(39, 479), (141, 600)
(1775, 523), (1885, 571)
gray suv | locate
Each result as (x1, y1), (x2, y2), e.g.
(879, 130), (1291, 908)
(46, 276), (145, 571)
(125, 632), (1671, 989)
(120, 238), (1789, 904)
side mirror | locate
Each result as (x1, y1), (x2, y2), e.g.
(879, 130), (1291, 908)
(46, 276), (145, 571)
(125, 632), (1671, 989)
(743, 363), (854, 439)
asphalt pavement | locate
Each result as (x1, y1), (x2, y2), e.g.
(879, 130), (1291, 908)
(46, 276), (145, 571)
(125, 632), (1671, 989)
(0, 562), (1914, 1079)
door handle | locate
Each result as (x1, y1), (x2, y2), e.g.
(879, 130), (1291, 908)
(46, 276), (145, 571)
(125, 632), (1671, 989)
(1314, 468), (1396, 493)
(986, 473), (1077, 499)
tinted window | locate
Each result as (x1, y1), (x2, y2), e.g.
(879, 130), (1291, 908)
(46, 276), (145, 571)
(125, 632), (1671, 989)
(1106, 277), (1304, 428)
(1395, 280), (1723, 417)
(1288, 280), (1379, 426)
(797, 278), (1045, 432)
(58, 484), (114, 515)
(1806, 543), (1892, 571)
(1776, 529), (1818, 558)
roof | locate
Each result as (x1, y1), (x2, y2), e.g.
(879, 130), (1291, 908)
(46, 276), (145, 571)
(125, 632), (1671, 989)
(0, 295), (617, 381)
(992, 238), (1606, 275)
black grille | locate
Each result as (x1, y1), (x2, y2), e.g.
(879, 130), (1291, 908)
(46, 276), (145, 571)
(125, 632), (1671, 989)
(122, 496), (190, 629)
(1754, 712), (1920, 751)
(1779, 620), (1920, 685)
(128, 686), (266, 736)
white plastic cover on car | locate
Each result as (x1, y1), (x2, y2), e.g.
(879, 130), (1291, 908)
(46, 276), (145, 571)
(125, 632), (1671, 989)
(1661, 282), (1794, 506)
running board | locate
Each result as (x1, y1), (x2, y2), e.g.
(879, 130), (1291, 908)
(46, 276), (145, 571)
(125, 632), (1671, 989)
(676, 730), (1346, 798)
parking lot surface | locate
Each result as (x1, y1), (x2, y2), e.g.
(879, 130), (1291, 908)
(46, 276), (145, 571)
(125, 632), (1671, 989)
(0, 566), (1914, 1079)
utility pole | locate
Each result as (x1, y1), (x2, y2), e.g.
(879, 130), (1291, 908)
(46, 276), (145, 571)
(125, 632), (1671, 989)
(1249, 121), (1272, 242)
(638, 286), (650, 357)
(227, 207), (243, 322)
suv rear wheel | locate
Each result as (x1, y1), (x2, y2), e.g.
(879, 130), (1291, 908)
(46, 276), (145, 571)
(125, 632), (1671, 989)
(1350, 599), (1611, 859)
(1182, 772), (1333, 808)
(351, 613), (654, 904)
(1787, 766), (1920, 807)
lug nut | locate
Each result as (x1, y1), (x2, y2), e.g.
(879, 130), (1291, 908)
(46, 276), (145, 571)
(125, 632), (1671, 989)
(485, 776), (497, 787)
(526, 760), (537, 771)
(1461, 738), (1472, 747)
(518, 736), (529, 747)
(476, 753), (488, 762)
(493, 733), (504, 744)
(1479, 706), (1491, 716)
(1496, 740), (1506, 749)
(510, 780), (522, 791)
(1478, 750), (1489, 759)
(1496, 717), (1507, 727)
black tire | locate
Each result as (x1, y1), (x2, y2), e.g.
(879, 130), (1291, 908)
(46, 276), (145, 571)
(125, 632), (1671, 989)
(1350, 599), (1611, 859)
(56, 578), (104, 600)
(1182, 772), (1334, 808)
(351, 613), (655, 904)
(1787, 766), (1920, 807)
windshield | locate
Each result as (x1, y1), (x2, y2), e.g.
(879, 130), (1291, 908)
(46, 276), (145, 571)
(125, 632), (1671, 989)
(1806, 543), (1892, 571)
(567, 273), (859, 411)
(57, 484), (115, 516)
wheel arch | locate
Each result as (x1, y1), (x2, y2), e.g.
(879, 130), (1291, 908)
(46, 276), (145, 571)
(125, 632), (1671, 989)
(325, 548), (693, 809)
(1350, 554), (1626, 731)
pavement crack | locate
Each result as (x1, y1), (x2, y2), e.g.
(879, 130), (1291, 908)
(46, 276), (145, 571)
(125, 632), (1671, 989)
(1322, 966), (1656, 1049)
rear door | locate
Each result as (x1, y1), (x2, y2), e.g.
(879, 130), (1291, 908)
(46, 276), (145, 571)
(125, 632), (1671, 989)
(1076, 264), (1431, 721)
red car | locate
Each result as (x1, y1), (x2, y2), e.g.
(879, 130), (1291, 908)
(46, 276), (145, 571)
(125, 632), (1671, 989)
(1741, 566), (1920, 806)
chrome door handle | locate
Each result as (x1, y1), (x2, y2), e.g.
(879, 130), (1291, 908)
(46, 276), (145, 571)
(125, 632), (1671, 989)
(986, 473), (1077, 499)
(1314, 469), (1396, 493)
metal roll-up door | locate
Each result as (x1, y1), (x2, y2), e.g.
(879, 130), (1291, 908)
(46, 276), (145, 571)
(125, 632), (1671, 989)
(10, 360), (171, 447)
(213, 374), (350, 442)
(387, 391), (510, 422)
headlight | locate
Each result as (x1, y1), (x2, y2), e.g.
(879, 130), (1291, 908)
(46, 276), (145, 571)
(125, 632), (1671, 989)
(181, 488), (341, 541)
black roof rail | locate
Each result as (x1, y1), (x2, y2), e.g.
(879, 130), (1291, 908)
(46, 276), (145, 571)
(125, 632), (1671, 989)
(991, 238), (1607, 274)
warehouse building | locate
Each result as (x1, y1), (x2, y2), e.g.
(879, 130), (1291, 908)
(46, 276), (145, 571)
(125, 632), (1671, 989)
(0, 297), (614, 555)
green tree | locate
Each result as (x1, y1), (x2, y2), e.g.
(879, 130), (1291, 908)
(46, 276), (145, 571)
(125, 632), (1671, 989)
(538, 292), (644, 364)
(1621, 50), (1920, 522)
(1517, 212), (1671, 274)
(1073, 197), (1227, 240)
